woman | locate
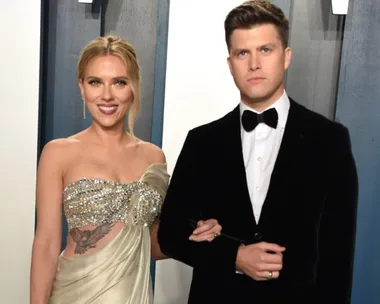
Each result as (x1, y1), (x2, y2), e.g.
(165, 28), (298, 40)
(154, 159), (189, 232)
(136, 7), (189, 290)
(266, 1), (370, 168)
(30, 35), (222, 304)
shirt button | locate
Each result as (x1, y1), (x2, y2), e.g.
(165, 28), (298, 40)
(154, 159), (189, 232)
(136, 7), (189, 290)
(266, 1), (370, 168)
(256, 187), (260, 191)
(257, 157), (262, 162)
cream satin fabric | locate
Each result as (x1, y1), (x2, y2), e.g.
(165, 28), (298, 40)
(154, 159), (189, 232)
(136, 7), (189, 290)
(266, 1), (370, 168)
(49, 164), (169, 304)
(49, 225), (152, 304)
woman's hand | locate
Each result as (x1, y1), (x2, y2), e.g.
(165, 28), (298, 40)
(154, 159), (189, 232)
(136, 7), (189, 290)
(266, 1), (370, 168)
(188, 219), (222, 242)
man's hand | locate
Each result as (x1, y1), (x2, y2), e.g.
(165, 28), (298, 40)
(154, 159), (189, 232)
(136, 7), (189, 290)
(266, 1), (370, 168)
(236, 242), (285, 281)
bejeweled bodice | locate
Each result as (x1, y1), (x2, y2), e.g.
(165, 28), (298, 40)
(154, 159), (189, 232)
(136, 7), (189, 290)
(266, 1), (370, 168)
(62, 163), (169, 231)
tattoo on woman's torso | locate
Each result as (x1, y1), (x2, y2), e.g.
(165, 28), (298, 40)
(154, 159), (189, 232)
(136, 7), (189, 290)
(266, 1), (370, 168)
(69, 223), (115, 254)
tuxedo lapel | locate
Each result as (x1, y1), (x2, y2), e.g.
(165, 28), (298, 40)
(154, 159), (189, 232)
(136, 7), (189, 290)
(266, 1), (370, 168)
(222, 106), (258, 231)
(259, 101), (307, 227)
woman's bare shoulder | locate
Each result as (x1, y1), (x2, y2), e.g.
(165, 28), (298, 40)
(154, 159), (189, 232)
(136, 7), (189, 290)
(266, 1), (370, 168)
(40, 134), (83, 165)
(43, 137), (80, 152)
(135, 139), (166, 164)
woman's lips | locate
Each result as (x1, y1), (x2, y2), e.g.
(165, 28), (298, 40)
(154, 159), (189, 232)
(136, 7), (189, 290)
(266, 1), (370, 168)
(98, 105), (118, 115)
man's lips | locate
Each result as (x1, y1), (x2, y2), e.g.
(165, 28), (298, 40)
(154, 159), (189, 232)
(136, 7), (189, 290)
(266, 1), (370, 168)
(247, 77), (265, 84)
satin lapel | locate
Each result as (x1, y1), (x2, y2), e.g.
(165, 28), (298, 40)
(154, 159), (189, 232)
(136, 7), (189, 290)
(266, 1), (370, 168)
(223, 106), (258, 231)
(258, 101), (307, 227)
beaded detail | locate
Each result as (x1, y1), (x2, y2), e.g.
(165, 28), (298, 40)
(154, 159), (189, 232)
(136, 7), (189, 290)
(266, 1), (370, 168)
(63, 178), (163, 231)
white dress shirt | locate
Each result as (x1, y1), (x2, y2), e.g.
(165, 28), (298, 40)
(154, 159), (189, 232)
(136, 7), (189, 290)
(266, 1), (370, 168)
(240, 90), (290, 223)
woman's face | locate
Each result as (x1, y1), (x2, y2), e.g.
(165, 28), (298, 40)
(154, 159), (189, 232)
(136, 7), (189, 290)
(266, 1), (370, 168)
(79, 55), (134, 129)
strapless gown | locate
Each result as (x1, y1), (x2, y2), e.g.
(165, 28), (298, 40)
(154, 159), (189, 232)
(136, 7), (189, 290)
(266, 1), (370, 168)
(48, 163), (169, 304)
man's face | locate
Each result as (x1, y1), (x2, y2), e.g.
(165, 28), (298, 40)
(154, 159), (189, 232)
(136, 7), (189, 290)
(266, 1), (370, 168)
(227, 23), (291, 110)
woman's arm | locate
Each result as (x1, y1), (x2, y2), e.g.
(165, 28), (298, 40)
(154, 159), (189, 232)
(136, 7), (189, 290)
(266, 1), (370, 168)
(150, 220), (167, 260)
(30, 141), (64, 304)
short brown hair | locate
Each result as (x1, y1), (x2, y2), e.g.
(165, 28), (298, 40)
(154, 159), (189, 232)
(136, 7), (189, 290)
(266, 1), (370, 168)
(78, 35), (141, 138)
(224, 0), (289, 51)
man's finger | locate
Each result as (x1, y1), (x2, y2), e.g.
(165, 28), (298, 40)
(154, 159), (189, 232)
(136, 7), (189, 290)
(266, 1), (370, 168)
(256, 270), (280, 280)
(258, 262), (283, 271)
(261, 252), (283, 264)
(256, 242), (286, 253)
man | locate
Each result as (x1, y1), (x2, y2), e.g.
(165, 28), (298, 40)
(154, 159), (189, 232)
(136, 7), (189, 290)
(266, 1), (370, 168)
(158, 1), (358, 303)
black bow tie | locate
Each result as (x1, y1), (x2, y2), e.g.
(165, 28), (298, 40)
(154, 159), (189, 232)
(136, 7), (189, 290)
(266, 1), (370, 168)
(241, 108), (278, 132)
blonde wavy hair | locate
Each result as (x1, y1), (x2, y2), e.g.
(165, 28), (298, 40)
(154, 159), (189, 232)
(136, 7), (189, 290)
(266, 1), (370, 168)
(77, 35), (141, 138)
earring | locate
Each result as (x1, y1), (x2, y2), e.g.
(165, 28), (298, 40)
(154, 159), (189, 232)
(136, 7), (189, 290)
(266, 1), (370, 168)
(83, 101), (86, 120)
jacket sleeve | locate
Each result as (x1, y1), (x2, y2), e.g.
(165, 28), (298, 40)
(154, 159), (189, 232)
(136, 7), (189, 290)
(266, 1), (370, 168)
(316, 125), (358, 303)
(157, 130), (241, 274)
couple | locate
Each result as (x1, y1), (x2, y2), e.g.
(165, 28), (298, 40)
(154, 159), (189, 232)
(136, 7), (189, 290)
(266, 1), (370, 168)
(31, 1), (358, 304)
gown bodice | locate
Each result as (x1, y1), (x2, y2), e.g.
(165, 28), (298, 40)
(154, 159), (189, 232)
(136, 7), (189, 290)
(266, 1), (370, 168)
(62, 163), (169, 231)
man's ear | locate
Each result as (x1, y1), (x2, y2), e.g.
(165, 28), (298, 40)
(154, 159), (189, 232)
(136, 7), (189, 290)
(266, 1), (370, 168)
(227, 56), (233, 75)
(284, 47), (292, 70)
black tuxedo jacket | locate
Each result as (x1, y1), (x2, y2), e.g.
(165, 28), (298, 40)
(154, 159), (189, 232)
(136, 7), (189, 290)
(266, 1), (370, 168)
(158, 99), (358, 304)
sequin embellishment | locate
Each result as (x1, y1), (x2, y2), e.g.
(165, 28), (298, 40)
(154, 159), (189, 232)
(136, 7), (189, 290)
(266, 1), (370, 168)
(63, 178), (163, 231)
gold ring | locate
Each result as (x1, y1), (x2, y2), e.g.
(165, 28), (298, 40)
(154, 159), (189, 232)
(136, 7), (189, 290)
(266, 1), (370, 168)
(213, 233), (219, 238)
(267, 271), (273, 279)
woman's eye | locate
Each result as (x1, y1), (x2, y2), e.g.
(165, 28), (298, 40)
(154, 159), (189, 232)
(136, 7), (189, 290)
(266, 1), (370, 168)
(115, 80), (127, 86)
(88, 80), (100, 86)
